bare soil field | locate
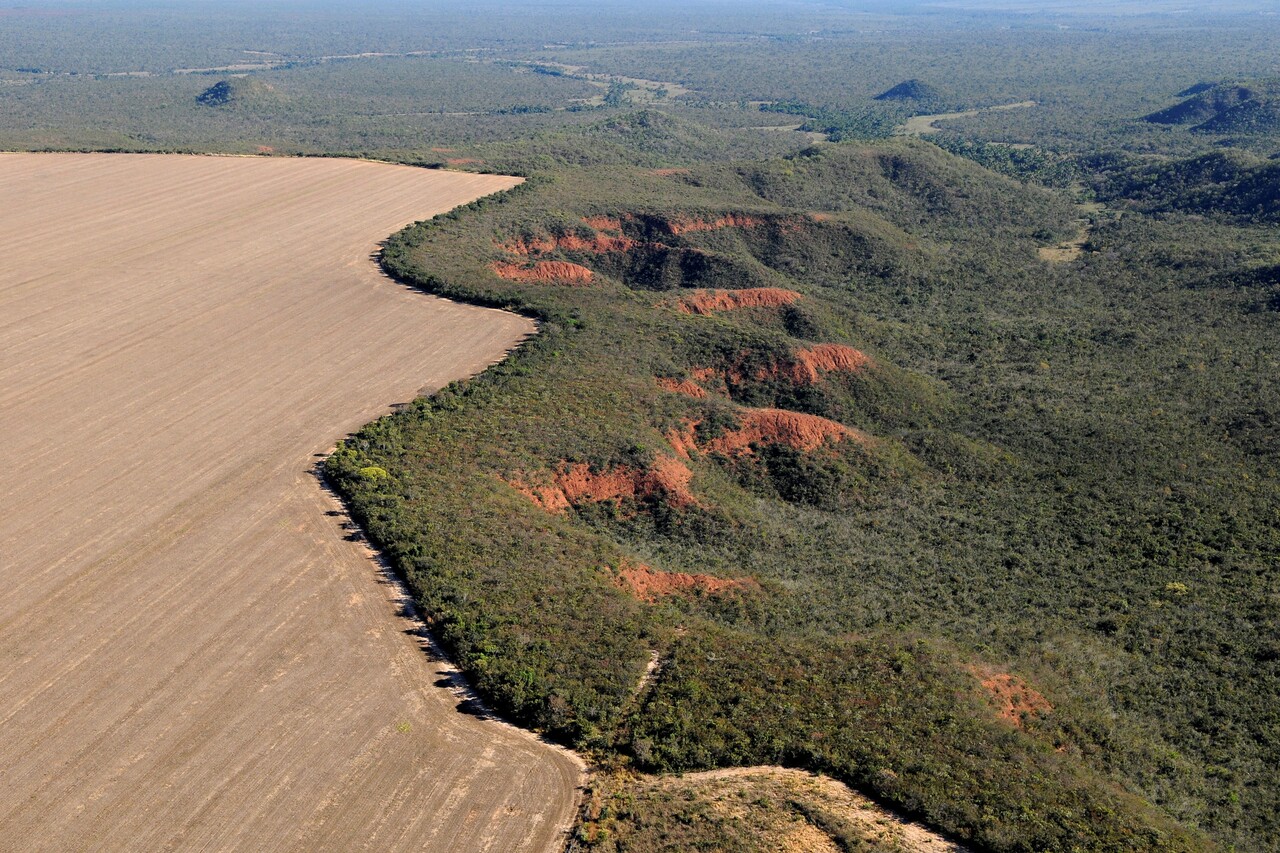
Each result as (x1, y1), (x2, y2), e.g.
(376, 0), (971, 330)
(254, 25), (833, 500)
(0, 153), (580, 851)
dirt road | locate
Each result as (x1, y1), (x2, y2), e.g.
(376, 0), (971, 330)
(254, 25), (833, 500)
(0, 153), (580, 851)
(897, 100), (1037, 135)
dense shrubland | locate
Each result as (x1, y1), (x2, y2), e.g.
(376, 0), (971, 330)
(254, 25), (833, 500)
(327, 140), (1279, 850)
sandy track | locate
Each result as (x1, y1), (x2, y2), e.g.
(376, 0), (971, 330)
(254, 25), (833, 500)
(0, 154), (580, 851)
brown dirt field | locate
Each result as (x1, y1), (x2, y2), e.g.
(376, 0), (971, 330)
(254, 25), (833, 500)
(0, 153), (582, 851)
(676, 287), (803, 315)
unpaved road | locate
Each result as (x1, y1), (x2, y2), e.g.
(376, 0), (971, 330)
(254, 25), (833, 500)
(898, 100), (1037, 135)
(0, 153), (580, 851)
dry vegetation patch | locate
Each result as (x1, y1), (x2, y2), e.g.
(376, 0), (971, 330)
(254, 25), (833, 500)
(666, 212), (765, 234)
(579, 767), (968, 852)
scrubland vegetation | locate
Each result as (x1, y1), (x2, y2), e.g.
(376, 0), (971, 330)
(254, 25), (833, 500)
(322, 131), (1278, 850)
(6, 1), (1278, 850)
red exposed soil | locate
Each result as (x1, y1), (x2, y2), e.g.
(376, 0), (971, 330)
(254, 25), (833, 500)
(581, 215), (630, 231)
(503, 235), (558, 255)
(667, 213), (764, 235)
(616, 561), (758, 603)
(702, 408), (866, 457)
(791, 344), (873, 383)
(652, 168), (691, 177)
(677, 287), (803, 315)
(505, 473), (573, 513)
(490, 260), (595, 285)
(503, 230), (639, 256)
(501, 210), (793, 267)
(665, 419), (701, 460)
(690, 344), (873, 391)
(648, 456), (697, 507)
(560, 231), (639, 253)
(507, 456), (698, 513)
(975, 671), (1053, 728)
(558, 464), (644, 504)
(656, 377), (709, 398)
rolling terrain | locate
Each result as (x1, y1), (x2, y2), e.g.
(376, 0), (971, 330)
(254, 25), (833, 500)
(0, 153), (580, 851)
(330, 141), (1279, 851)
(1, 2), (1278, 849)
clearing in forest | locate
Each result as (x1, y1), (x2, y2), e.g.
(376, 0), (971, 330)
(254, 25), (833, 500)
(898, 100), (1038, 135)
(0, 153), (579, 852)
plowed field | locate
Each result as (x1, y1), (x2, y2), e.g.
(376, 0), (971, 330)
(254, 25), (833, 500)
(0, 153), (580, 851)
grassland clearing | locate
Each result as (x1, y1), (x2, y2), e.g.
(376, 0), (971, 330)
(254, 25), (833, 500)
(578, 767), (967, 851)
(1038, 200), (1104, 262)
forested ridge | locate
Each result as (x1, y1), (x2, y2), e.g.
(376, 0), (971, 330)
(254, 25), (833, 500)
(326, 139), (1278, 851)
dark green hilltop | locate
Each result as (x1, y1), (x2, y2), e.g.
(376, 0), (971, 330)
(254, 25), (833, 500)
(1144, 79), (1280, 134)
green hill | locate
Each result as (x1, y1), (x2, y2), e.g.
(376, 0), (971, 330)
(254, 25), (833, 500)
(874, 79), (944, 104)
(1176, 81), (1218, 98)
(1144, 79), (1280, 134)
(1095, 149), (1280, 221)
(195, 77), (282, 108)
(321, 139), (1280, 850)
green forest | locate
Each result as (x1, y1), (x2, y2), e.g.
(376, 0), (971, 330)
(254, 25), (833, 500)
(4, 2), (1278, 850)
